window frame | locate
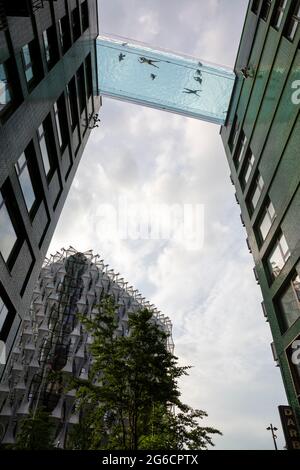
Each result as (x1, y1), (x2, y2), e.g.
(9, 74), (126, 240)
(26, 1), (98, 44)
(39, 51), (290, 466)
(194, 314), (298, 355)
(277, 274), (300, 333)
(58, 15), (71, 54)
(260, 0), (272, 21)
(0, 62), (13, 112)
(81, 0), (89, 31)
(0, 295), (9, 335)
(0, 192), (18, 265)
(21, 40), (43, 89)
(252, 0), (261, 14)
(21, 43), (34, 84)
(229, 115), (239, 151)
(15, 152), (37, 215)
(248, 172), (265, 214)
(0, 181), (24, 270)
(234, 131), (247, 168)
(0, 286), (16, 343)
(257, 198), (276, 243)
(271, 0), (288, 29)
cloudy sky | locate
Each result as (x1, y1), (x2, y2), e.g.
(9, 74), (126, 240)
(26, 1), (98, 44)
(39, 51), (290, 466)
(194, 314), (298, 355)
(49, 0), (288, 449)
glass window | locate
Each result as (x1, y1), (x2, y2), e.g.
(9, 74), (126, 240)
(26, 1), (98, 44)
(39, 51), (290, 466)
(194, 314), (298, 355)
(229, 115), (239, 150)
(272, 0), (288, 28)
(234, 132), (247, 167)
(81, 0), (89, 31)
(243, 151), (255, 186)
(43, 30), (51, 63)
(260, 0), (272, 20)
(252, 0), (261, 13)
(43, 26), (59, 69)
(0, 295), (9, 333)
(259, 199), (276, 240)
(0, 192), (17, 263)
(278, 275), (300, 331)
(58, 16), (71, 53)
(85, 54), (93, 99)
(0, 63), (12, 111)
(234, 133), (247, 167)
(66, 78), (78, 130)
(22, 44), (33, 83)
(285, 0), (300, 41)
(15, 152), (36, 212)
(38, 123), (51, 176)
(54, 102), (63, 147)
(72, 8), (81, 41)
(250, 174), (264, 211)
(268, 232), (290, 279)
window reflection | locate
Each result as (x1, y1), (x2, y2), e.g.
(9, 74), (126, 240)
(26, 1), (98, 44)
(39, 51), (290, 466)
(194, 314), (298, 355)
(268, 232), (290, 279)
(38, 124), (51, 176)
(0, 192), (17, 263)
(0, 295), (8, 333)
(279, 275), (300, 330)
(15, 152), (36, 212)
(22, 44), (33, 83)
(0, 63), (12, 111)
(251, 174), (264, 211)
(54, 102), (63, 147)
(259, 199), (276, 241)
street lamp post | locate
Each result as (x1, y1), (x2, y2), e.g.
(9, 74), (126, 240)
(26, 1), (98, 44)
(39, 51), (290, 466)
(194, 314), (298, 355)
(267, 424), (278, 450)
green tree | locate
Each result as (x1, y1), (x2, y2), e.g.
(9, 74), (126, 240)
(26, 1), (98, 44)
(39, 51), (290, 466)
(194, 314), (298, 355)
(70, 294), (221, 450)
(139, 403), (221, 450)
(14, 408), (55, 450)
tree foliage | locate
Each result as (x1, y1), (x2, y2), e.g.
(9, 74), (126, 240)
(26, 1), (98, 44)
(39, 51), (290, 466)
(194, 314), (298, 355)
(69, 295), (221, 450)
(14, 408), (55, 450)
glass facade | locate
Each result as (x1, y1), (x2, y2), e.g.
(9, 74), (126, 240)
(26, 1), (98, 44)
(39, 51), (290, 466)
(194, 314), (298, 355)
(0, 193), (17, 263)
(15, 152), (36, 212)
(96, 35), (235, 124)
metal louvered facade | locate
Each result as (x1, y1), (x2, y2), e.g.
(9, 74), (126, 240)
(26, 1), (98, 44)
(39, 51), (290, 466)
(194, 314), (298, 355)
(0, 247), (174, 447)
